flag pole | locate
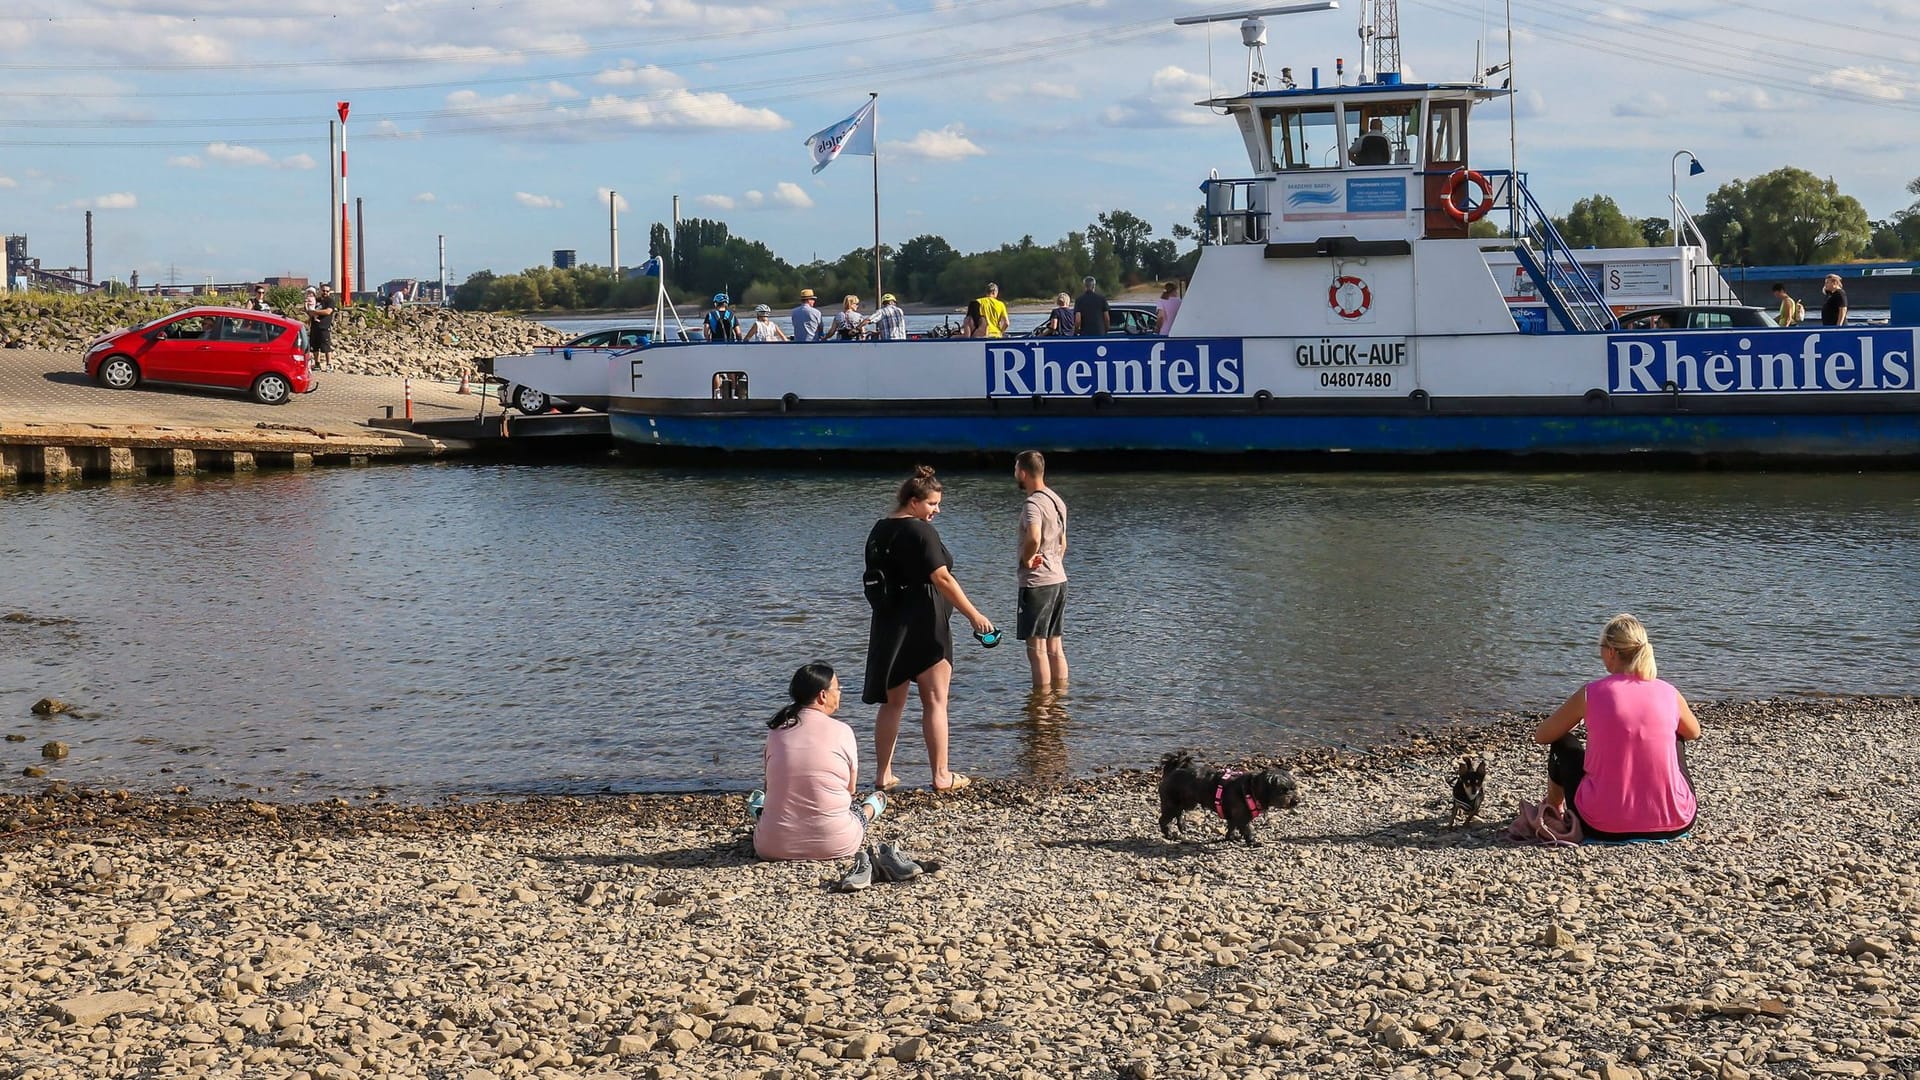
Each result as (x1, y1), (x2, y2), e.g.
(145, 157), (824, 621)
(869, 92), (882, 306)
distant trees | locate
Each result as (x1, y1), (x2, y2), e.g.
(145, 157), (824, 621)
(1697, 166), (1871, 265)
(1555, 196), (1646, 249)
(453, 207), (1195, 311)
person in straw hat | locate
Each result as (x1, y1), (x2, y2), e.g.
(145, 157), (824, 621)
(791, 288), (825, 343)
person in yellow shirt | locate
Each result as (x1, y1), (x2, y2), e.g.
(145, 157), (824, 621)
(975, 282), (1011, 338)
(1770, 282), (1803, 327)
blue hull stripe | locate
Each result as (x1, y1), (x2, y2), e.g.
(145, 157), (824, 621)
(610, 412), (1920, 457)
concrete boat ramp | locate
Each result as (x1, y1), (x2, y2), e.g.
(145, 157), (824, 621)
(0, 347), (609, 486)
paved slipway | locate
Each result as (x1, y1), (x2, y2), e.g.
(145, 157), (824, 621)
(2, 697), (1915, 1079)
(0, 347), (492, 442)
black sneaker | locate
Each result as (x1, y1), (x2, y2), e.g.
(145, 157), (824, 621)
(872, 842), (923, 882)
(833, 848), (873, 892)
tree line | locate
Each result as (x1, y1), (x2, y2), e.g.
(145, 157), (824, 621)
(452, 210), (1195, 312)
(1537, 166), (1920, 267)
(453, 166), (1920, 312)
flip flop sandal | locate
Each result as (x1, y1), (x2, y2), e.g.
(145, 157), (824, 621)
(934, 773), (972, 793)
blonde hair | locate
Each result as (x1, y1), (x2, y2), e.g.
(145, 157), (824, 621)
(1600, 613), (1657, 680)
(1055, 292), (1071, 306)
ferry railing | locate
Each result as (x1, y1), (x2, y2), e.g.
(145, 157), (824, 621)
(1491, 170), (1619, 333)
(1670, 196), (1743, 305)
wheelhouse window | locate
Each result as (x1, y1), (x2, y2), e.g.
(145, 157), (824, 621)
(1427, 101), (1467, 167)
(1343, 100), (1421, 166)
(1265, 105), (1340, 170)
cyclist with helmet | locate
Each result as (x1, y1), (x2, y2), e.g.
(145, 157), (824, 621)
(704, 294), (741, 342)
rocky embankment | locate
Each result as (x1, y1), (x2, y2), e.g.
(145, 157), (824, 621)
(0, 296), (562, 381)
(2, 697), (1916, 1080)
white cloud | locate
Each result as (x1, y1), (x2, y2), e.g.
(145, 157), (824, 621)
(0, 175), (16, 188)
(413, 192), (438, 203)
(57, 193), (136, 211)
(696, 194), (736, 210)
(1101, 66), (1214, 129)
(165, 155), (201, 169)
(592, 62), (685, 89)
(595, 187), (631, 212)
(514, 192), (562, 209)
(743, 190), (765, 208)
(987, 79), (1080, 103)
(374, 119), (423, 141)
(202, 142), (312, 170)
(892, 125), (986, 162)
(1812, 66), (1909, 101)
(207, 142), (274, 167)
(1611, 93), (1671, 119)
(579, 90), (785, 132)
(771, 182), (812, 209)
(1707, 87), (1789, 113)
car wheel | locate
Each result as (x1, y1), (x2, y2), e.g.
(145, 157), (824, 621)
(553, 402), (582, 414)
(512, 385), (550, 414)
(97, 355), (140, 390)
(251, 372), (293, 406)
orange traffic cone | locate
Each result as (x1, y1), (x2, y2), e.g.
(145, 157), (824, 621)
(457, 370), (472, 395)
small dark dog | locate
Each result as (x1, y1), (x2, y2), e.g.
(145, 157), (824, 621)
(1158, 751), (1301, 844)
(1449, 756), (1486, 827)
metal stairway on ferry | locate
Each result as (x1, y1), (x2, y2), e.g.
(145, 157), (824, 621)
(1502, 173), (1620, 333)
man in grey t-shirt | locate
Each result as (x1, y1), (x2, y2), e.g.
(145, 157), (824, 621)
(1014, 449), (1069, 690)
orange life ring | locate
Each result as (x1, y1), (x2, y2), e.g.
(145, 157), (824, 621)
(1442, 169), (1494, 223)
(1329, 276), (1371, 320)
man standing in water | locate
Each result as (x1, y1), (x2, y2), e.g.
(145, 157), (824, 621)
(1014, 450), (1069, 691)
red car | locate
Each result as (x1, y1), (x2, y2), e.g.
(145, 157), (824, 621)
(84, 306), (316, 405)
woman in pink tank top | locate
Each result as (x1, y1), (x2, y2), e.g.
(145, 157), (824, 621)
(1533, 614), (1701, 841)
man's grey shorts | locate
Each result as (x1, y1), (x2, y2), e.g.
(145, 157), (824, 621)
(1016, 583), (1067, 640)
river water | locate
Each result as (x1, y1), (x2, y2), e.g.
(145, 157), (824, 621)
(3, 465), (1917, 801)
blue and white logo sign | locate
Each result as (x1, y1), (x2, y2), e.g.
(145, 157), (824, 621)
(1608, 330), (1916, 394)
(986, 339), (1245, 398)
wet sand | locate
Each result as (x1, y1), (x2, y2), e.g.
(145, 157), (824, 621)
(2, 696), (1916, 1079)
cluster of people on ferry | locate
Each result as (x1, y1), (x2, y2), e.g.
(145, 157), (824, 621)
(700, 277), (1185, 343)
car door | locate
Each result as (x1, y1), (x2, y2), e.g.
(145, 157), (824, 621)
(215, 316), (281, 388)
(142, 314), (215, 382)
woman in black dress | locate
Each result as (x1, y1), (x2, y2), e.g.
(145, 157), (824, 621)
(863, 465), (995, 792)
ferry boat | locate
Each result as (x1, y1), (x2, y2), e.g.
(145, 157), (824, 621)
(493, 5), (1919, 461)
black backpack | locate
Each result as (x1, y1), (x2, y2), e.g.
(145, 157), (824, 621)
(862, 524), (909, 611)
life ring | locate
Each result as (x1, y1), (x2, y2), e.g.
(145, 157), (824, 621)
(1442, 169), (1494, 223)
(1329, 275), (1371, 320)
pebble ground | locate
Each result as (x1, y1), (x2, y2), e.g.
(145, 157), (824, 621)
(2, 697), (1915, 1080)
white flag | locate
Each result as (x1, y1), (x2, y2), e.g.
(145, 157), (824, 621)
(804, 98), (876, 175)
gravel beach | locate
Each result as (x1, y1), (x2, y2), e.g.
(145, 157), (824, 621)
(2, 696), (1915, 1080)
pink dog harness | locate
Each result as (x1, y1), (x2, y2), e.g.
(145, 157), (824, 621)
(1215, 771), (1262, 819)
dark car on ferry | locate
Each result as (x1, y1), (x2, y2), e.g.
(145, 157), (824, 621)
(83, 306), (314, 405)
(1618, 305), (1778, 331)
(1017, 303), (1162, 336)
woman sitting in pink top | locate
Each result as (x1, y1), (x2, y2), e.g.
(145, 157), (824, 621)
(753, 662), (882, 864)
(1533, 614), (1701, 841)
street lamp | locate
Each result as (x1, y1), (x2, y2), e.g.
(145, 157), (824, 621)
(1670, 149), (1705, 245)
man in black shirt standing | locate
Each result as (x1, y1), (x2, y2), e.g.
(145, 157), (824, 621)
(1820, 273), (1849, 326)
(1073, 276), (1110, 336)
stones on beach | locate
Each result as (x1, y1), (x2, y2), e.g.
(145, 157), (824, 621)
(47, 990), (158, 1026)
(0, 698), (1917, 1077)
(39, 741), (67, 759)
(30, 697), (71, 716)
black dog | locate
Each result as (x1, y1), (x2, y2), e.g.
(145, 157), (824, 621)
(1158, 751), (1300, 844)
(1449, 756), (1486, 827)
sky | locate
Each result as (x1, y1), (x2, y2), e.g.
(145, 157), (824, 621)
(1, 0), (1917, 289)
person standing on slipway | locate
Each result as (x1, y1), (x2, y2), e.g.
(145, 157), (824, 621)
(1014, 450), (1069, 691)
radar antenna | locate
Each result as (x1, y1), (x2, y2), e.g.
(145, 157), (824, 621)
(1174, 2), (1340, 94)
